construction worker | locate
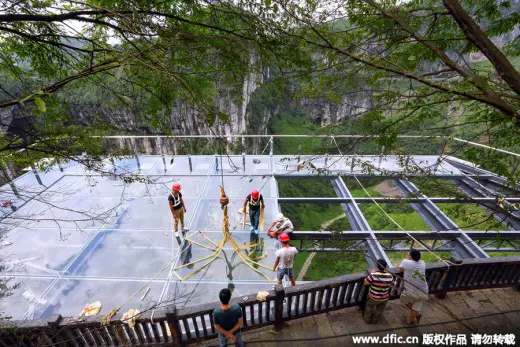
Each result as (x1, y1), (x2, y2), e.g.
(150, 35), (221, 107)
(243, 190), (264, 240)
(272, 233), (298, 286)
(267, 213), (294, 238)
(168, 183), (187, 236)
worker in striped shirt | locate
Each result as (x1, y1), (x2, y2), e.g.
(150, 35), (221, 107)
(363, 259), (395, 324)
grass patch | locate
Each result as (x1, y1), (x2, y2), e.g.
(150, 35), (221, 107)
(280, 203), (351, 231)
(409, 178), (462, 198)
(487, 252), (520, 258)
(359, 203), (431, 231)
(292, 251), (308, 278)
(295, 251), (367, 281)
(436, 203), (507, 231)
(343, 177), (401, 198)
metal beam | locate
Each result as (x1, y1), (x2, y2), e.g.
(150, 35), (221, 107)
(301, 247), (456, 252)
(290, 230), (520, 241)
(330, 176), (391, 268)
(392, 179), (489, 259)
(276, 197), (520, 204)
(450, 177), (520, 230)
(445, 157), (520, 191)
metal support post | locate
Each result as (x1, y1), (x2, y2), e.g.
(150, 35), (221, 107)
(269, 136), (274, 156)
(31, 165), (43, 185)
(130, 137), (141, 171)
(378, 146), (385, 169)
(330, 176), (391, 268)
(188, 154), (193, 173)
(350, 140), (358, 172)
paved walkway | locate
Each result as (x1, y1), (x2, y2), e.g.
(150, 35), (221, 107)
(199, 288), (520, 346)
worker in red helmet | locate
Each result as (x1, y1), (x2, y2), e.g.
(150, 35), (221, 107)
(272, 233), (298, 287)
(168, 183), (186, 236)
(243, 190), (264, 242)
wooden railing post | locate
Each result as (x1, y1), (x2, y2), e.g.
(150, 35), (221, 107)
(436, 266), (457, 299)
(166, 306), (183, 347)
(274, 285), (285, 329)
(46, 314), (63, 345)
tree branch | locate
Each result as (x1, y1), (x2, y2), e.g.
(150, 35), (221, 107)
(443, 0), (520, 96)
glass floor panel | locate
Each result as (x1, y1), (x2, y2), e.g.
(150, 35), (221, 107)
(1, 154), (512, 321)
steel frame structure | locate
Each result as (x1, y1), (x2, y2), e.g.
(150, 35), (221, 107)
(3, 135), (520, 270)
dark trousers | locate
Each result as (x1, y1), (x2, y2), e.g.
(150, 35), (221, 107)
(249, 208), (260, 230)
(364, 296), (388, 323)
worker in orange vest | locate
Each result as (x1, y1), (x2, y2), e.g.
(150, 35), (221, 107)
(168, 183), (187, 236)
(243, 190), (264, 243)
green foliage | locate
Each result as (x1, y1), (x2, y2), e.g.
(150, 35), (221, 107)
(277, 178), (337, 197)
(293, 251), (368, 281)
(360, 203), (432, 231)
(436, 203), (508, 231)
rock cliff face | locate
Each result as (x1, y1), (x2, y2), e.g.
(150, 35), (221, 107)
(299, 92), (373, 126)
(0, 66), (264, 138)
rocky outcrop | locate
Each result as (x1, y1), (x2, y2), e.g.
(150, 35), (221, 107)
(299, 91), (373, 126)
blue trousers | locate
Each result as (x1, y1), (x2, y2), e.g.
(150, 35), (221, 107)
(249, 208), (260, 230)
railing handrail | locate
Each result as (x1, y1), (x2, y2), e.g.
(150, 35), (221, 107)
(2, 256), (520, 346)
(98, 134), (520, 158)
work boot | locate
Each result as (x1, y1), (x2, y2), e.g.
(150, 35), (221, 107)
(250, 226), (255, 232)
(254, 228), (259, 235)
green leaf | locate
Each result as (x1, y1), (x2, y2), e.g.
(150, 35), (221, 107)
(34, 97), (46, 113)
(218, 112), (230, 124)
(205, 110), (217, 127)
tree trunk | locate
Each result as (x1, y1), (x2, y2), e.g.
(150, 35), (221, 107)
(443, 0), (520, 96)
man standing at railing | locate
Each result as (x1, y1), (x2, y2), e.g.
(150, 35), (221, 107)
(363, 259), (395, 324)
(213, 288), (245, 347)
(273, 232), (298, 286)
(400, 249), (429, 325)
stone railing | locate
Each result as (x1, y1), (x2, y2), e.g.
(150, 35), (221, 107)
(1, 256), (520, 346)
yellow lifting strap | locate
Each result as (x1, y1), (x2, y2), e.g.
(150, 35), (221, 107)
(259, 206), (265, 232)
(173, 187), (274, 283)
